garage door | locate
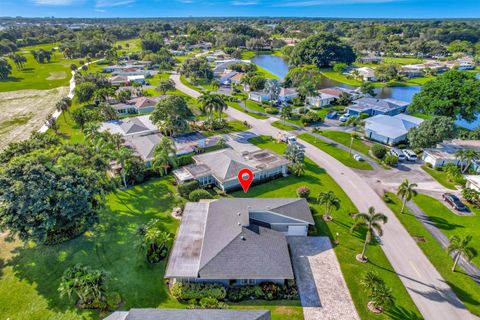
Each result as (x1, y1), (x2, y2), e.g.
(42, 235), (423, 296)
(288, 225), (307, 236)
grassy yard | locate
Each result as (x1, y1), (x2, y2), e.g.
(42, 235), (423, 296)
(299, 133), (373, 170)
(1, 43), (82, 92)
(385, 193), (480, 316)
(0, 176), (305, 320)
(413, 194), (480, 268)
(320, 69), (362, 86)
(114, 38), (142, 54)
(271, 120), (296, 131)
(226, 101), (269, 119)
(320, 131), (371, 155)
(233, 136), (422, 320)
(54, 99), (86, 144)
(421, 166), (457, 190)
(201, 120), (250, 137)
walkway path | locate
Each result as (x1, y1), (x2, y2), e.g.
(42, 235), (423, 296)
(407, 201), (480, 285)
(170, 74), (477, 320)
(289, 237), (359, 320)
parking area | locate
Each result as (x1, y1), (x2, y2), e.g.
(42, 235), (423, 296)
(288, 237), (359, 320)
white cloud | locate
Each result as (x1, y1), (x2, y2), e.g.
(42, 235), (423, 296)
(278, 0), (399, 7)
(95, 0), (135, 7)
(31, 0), (81, 5)
(231, 0), (258, 5)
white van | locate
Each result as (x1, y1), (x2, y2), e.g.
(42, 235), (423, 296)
(402, 149), (417, 162)
(390, 148), (406, 161)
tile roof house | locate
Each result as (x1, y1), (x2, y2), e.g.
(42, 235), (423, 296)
(355, 67), (377, 82)
(306, 91), (337, 108)
(364, 114), (423, 145)
(347, 97), (409, 117)
(112, 96), (166, 115)
(248, 90), (270, 103)
(165, 198), (314, 286)
(99, 115), (159, 138)
(278, 87), (298, 102)
(108, 75), (129, 86)
(318, 87), (363, 100)
(423, 140), (480, 170)
(104, 309), (271, 320)
(173, 147), (290, 191)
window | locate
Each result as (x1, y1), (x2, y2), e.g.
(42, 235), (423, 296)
(239, 279), (256, 285)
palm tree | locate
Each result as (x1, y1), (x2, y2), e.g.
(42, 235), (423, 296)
(83, 122), (101, 142)
(152, 137), (177, 176)
(455, 149), (480, 173)
(291, 162), (306, 177)
(447, 235), (477, 272)
(280, 105), (292, 125)
(116, 147), (133, 188)
(137, 219), (173, 263)
(264, 79), (281, 101)
(109, 133), (125, 151)
(198, 93), (223, 125)
(396, 179), (418, 213)
(351, 207), (388, 262)
(0, 58), (12, 80)
(317, 191), (341, 221)
(56, 97), (72, 119)
(214, 95), (228, 122)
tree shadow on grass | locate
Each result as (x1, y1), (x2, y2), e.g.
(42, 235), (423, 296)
(6, 178), (181, 316)
(428, 216), (465, 231)
(0, 76), (23, 82)
(385, 305), (423, 320)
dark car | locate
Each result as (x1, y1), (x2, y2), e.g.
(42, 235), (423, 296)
(442, 193), (468, 211)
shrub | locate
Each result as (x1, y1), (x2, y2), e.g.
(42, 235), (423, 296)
(189, 189), (213, 202)
(178, 180), (199, 197)
(171, 282), (227, 301)
(383, 193), (393, 203)
(462, 188), (480, 207)
(371, 144), (387, 159)
(227, 285), (264, 302)
(296, 186), (311, 198)
(384, 154), (398, 167)
(265, 107), (279, 114)
(425, 162), (433, 168)
(260, 282), (281, 300)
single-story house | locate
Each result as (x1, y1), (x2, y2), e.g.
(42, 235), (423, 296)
(213, 59), (250, 76)
(173, 147), (290, 191)
(108, 75), (129, 86)
(230, 72), (245, 84)
(219, 71), (238, 85)
(356, 67), (377, 82)
(306, 92), (336, 108)
(165, 198), (314, 286)
(127, 75), (146, 85)
(124, 132), (217, 165)
(346, 97), (409, 117)
(248, 91), (270, 103)
(423, 140), (480, 169)
(358, 55), (384, 64)
(104, 309), (271, 320)
(465, 175), (480, 192)
(278, 87), (298, 102)
(318, 87), (363, 100)
(99, 115), (158, 138)
(364, 114), (424, 145)
(126, 96), (164, 114)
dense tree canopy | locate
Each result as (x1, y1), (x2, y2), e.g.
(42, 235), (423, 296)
(179, 57), (213, 81)
(407, 116), (456, 148)
(150, 95), (194, 136)
(0, 145), (109, 244)
(287, 33), (356, 68)
(284, 65), (323, 88)
(408, 71), (480, 122)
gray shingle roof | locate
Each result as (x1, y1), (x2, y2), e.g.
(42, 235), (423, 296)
(119, 309), (271, 320)
(165, 198), (313, 280)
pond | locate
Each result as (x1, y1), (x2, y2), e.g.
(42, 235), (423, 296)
(251, 54), (421, 102)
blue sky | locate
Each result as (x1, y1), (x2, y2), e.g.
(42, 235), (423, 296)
(1, 0), (479, 18)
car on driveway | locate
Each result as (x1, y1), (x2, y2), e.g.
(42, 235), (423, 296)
(442, 193), (469, 211)
(339, 114), (351, 122)
(390, 148), (406, 161)
(353, 154), (364, 161)
(402, 149), (417, 162)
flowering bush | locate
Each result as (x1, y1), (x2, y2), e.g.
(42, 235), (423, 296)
(296, 186), (311, 198)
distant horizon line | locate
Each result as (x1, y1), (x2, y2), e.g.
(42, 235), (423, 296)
(2, 16), (480, 20)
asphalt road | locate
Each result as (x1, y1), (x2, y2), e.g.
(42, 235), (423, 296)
(171, 73), (477, 320)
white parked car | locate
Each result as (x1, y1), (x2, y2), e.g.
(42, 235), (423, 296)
(339, 114), (351, 122)
(390, 148), (406, 161)
(402, 149), (417, 162)
(353, 154), (364, 162)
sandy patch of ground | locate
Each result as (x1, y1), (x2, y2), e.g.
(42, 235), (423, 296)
(0, 87), (69, 150)
(46, 71), (67, 80)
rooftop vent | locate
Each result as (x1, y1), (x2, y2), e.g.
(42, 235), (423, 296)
(237, 212), (241, 216)
(240, 235), (246, 241)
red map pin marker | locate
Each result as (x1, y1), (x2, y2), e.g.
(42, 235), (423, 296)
(238, 168), (254, 193)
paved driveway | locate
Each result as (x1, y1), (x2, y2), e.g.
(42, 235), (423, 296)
(289, 237), (359, 320)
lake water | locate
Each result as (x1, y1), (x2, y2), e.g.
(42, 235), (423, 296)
(251, 54), (421, 102)
(252, 54), (479, 129)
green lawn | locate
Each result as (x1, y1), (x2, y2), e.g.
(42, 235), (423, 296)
(383, 57), (424, 65)
(320, 69), (363, 87)
(245, 100), (266, 113)
(299, 133), (373, 170)
(1, 43), (82, 92)
(226, 101), (269, 119)
(234, 136), (422, 320)
(114, 38), (142, 54)
(320, 131), (371, 155)
(53, 99), (86, 144)
(421, 166), (457, 190)
(271, 120), (296, 131)
(413, 194), (480, 268)
(201, 120), (250, 137)
(386, 193), (480, 316)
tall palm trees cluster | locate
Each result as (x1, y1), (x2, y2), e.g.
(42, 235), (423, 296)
(7, 53), (27, 70)
(0, 58), (12, 80)
(152, 137), (177, 176)
(455, 149), (480, 173)
(198, 92), (228, 128)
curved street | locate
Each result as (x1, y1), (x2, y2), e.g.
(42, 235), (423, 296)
(171, 73), (477, 320)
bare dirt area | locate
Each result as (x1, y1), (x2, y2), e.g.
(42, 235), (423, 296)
(0, 87), (69, 150)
